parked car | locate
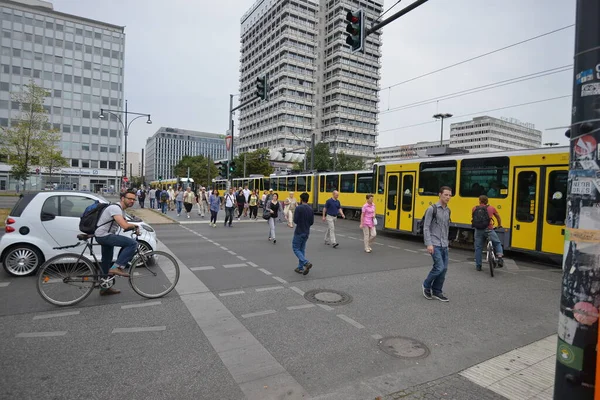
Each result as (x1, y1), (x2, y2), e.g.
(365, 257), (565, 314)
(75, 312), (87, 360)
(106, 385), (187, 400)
(0, 191), (157, 277)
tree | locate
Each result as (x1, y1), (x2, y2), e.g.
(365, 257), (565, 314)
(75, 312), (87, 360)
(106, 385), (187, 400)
(302, 143), (332, 171)
(0, 82), (61, 188)
(40, 145), (68, 184)
(172, 154), (219, 188)
(231, 148), (273, 178)
(335, 152), (365, 171)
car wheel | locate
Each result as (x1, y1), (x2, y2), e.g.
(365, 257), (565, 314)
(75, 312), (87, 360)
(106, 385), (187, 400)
(137, 241), (156, 266)
(3, 244), (44, 276)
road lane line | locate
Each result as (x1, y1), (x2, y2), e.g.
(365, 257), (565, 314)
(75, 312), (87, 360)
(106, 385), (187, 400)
(0, 282), (10, 287)
(242, 310), (277, 319)
(388, 245), (402, 249)
(223, 263), (247, 268)
(219, 291), (246, 297)
(404, 249), (418, 253)
(272, 276), (287, 284)
(17, 331), (67, 338)
(228, 251), (237, 255)
(373, 242), (384, 246)
(422, 253), (431, 256)
(121, 301), (162, 309)
(213, 242), (221, 246)
(220, 246), (229, 250)
(287, 304), (315, 310)
(256, 286), (284, 292)
(337, 314), (365, 329)
(112, 326), (166, 333)
(317, 304), (334, 311)
(289, 286), (305, 296)
(33, 311), (80, 320)
(247, 262), (259, 267)
(337, 234), (346, 237)
(348, 236), (358, 240)
(258, 268), (272, 276)
(372, 334), (383, 340)
(237, 256), (247, 261)
(190, 266), (215, 271)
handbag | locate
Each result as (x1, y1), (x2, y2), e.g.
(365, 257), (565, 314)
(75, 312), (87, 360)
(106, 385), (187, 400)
(373, 217), (378, 226)
(262, 207), (271, 220)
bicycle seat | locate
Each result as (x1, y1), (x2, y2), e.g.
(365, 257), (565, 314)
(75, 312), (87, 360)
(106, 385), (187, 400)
(77, 233), (94, 241)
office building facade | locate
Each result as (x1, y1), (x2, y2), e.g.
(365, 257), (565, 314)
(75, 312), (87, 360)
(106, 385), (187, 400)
(125, 151), (141, 177)
(237, 0), (382, 161)
(375, 140), (451, 161)
(0, 0), (125, 192)
(144, 127), (227, 182)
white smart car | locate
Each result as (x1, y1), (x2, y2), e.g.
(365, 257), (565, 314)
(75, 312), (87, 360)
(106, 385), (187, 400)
(0, 191), (157, 277)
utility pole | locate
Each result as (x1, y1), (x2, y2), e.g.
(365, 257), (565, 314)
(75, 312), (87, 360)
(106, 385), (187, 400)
(243, 153), (247, 177)
(554, 1), (600, 399)
(141, 148), (145, 187)
(311, 133), (315, 171)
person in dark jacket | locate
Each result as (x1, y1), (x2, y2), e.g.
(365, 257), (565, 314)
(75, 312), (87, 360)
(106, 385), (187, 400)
(267, 193), (281, 244)
(292, 192), (314, 275)
(155, 188), (162, 209)
(236, 189), (246, 220)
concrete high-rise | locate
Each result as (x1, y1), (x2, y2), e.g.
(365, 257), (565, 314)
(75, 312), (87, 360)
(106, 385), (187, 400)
(450, 116), (542, 152)
(237, 0), (382, 161)
(0, 0), (125, 192)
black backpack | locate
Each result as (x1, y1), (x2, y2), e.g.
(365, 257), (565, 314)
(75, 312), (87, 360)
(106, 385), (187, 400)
(417, 205), (437, 235)
(79, 201), (115, 234)
(472, 205), (490, 229)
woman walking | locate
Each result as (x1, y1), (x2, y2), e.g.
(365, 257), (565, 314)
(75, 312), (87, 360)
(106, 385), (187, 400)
(175, 187), (184, 216)
(360, 194), (377, 253)
(284, 192), (297, 228)
(267, 193), (281, 244)
(183, 187), (195, 219)
(249, 189), (259, 220)
(209, 189), (221, 227)
(236, 188), (246, 220)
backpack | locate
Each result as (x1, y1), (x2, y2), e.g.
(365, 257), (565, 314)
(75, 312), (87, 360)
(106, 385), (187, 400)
(160, 191), (168, 202)
(416, 205), (451, 235)
(472, 205), (490, 229)
(138, 190), (145, 200)
(79, 201), (114, 235)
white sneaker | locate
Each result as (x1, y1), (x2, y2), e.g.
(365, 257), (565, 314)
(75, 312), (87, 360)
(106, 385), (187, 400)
(177, 214), (180, 217)
(187, 215), (190, 219)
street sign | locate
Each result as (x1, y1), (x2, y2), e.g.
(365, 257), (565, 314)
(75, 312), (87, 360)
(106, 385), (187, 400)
(35, 168), (40, 174)
(226, 135), (232, 151)
(123, 176), (129, 182)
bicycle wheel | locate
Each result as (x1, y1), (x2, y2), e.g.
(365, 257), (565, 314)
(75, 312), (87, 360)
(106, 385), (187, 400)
(487, 243), (495, 277)
(129, 250), (180, 298)
(37, 253), (96, 306)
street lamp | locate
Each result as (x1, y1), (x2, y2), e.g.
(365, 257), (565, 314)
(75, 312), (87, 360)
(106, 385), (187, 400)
(433, 113), (453, 145)
(99, 100), (152, 188)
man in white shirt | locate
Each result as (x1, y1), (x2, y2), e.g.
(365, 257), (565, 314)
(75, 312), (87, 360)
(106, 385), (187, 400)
(224, 187), (236, 227)
(167, 186), (175, 211)
(197, 187), (209, 217)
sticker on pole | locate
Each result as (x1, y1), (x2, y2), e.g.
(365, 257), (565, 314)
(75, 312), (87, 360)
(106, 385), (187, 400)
(574, 134), (597, 158)
(225, 135), (232, 152)
(581, 82), (600, 97)
(571, 178), (594, 195)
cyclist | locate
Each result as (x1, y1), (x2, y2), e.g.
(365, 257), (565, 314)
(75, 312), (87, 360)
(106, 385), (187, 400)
(472, 195), (504, 271)
(94, 190), (140, 295)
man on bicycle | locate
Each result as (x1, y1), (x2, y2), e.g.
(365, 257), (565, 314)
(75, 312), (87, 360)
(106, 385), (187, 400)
(472, 195), (504, 271)
(94, 190), (140, 295)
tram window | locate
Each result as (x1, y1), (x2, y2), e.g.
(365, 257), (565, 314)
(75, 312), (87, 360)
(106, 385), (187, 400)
(271, 178), (278, 192)
(377, 165), (385, 194)
(278, 178), (287, 192)
(419, 161), (456, 196)
(546, 171), (567, 225)
(357, 173), (373, 193)
(320, 176), (325, 192)
(325, 175), (338, 192)
(264, 178), (270, 190)
(402, 175), (414, 212)
(307, 176), (312, 191)
(340, 174), (355, 193)
(460, 157), (509, 198)
(516, 171), (537, 222)
(287, 177), (296, 192)
(297, 176), (306, 192)
(387, 175), (398, 211)
(243, 179), (249, 188)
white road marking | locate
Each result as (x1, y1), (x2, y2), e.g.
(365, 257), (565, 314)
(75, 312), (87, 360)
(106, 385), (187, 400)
(404, 249), (418, 253)
(213, 242), (221, 246)
(121, 301), (162, 309)
(337, 314), (365, 329)
(287, 304), (316, 310)
(449, 258), (461, 262)
(190, 266), (215, 271)
(389, 245), (402, 249)
(228, 251), (237, 255)
(317, 304), (334, 311)
(112, 326), (166, 333)
(219, 291), (246, 297)
(247, 262), (258, 267)
(289, 286), (305, 296)
(337, 234), (346, 237)
(241, 310), (277, 319)
(237, 256), (247, 261)
(220, 246), (229, 250)
(17, 331), (67, 338)
(33, 311), (80, 320)
(526, 276), (558, 284)
(348, 236), (358, 240)
(0, 282), (10, 287)
(373, 242), (384, 246)
(258, 268), (272, 276)
(422, 253), (431, 256)
(272, 276), (287, 284)
(371, 334), (383, 340)
(256, 286), (284, 292)
(223, 263), (247, 268)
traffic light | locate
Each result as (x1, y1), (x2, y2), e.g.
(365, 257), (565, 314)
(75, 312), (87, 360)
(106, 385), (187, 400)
(229, 160), (236, 173)
(281, 148), (287, 158)
(219, 162), (228, 177)
(256, 74), (269, 101)
(345, 9), (364, 53)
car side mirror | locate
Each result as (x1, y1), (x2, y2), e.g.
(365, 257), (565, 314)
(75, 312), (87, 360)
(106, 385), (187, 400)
(41, 212), (56, 221)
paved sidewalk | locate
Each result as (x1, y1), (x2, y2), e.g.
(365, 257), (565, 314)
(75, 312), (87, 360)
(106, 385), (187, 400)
(127, 207), (176, 224)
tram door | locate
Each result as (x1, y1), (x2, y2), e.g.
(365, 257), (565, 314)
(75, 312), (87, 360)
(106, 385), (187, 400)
(385, 172), (416, 231)
(541, 167), (568, 254)
(511, 168), (541, 251)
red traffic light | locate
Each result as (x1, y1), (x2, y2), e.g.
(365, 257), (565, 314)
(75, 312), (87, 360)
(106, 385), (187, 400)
(346, 12), (359, 23)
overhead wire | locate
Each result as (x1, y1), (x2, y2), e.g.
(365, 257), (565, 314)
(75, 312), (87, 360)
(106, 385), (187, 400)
(374, 0), (403, 23)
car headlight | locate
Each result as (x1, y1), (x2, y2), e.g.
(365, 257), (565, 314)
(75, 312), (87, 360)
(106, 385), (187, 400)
(140, 224), (155, 233)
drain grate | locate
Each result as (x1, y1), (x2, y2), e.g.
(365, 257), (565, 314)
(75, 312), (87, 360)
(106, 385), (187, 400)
(378, 336), (430, 359)
(304, 289), (352, 306)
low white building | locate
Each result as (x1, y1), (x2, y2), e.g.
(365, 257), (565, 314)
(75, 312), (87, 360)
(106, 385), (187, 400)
(374, 140), (450, 161)
(450, 116), (542, 152)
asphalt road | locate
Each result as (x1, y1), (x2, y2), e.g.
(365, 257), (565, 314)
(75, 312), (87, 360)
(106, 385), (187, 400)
(0, 212), (563, 399)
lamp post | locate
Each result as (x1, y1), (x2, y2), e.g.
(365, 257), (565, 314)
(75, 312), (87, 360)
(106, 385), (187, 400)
(433, 113), (453, 145)
(99, 100), (152, 188)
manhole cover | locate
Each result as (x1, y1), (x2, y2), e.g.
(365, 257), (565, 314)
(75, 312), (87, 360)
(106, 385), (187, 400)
(304, 289), (352, 306)
(378, 337), (430, 359)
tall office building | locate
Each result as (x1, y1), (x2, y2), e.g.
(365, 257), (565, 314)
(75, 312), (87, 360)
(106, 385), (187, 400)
(238, 0), (382, 161)
(450, 116), (542, 152)
(125, 151), (141, 177)
(0, 0), (125, 192)
(144, 127), (227, 182)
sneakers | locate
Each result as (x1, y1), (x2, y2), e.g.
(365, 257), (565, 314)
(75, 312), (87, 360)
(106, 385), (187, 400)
(294, 267), (303, 274)
(497, 258), (504, 268)
(303, 262), (312, 275)
(476, 266), (482, 271)
(432, 293), (449, 302)
(99, 287), (121, 296)
(332, 243), (339, 249)
(273, 239), (276, 244)
(422, 285), (432, 300)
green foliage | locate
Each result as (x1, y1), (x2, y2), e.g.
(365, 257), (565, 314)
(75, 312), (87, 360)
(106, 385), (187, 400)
(40, 145), (68, 179)
(335, 152), (365, 171)
(231, 148), (273, 178)
(172, 154), (219, 188)
(305, 143), (332, 171)
(0, 82), (62, 183)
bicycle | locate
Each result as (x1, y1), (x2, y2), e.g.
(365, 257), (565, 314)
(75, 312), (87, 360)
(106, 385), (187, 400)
(484, 227), (504, 277)
(36, 229), (180, 306)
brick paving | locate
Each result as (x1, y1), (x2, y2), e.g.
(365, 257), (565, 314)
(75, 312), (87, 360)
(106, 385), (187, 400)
(380, 374), (506, 400)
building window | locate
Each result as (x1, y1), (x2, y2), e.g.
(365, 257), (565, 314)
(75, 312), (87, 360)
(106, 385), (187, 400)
(459, 157), (509, 198)
(71, 159), (79, 167)
(82, 160), (90, 168)
(100, 161), (107, 168)
(109, 161), (116, 169)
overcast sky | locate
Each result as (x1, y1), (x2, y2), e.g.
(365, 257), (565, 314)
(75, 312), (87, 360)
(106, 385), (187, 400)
(52, 0), (576, 154)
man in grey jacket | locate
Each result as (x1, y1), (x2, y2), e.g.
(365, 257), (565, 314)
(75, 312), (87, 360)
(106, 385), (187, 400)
(422, 186), (452, 302)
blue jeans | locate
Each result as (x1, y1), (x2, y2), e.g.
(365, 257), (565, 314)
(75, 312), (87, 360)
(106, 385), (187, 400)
(292, 233), (309, 269)
(474, 229), (503, 268)
(161, 202), (167, 214)
(95, 234), (137, 275)
(149, 198), (155, 208)
(176, 200), (183, 214)
(423, 246), (448, 295)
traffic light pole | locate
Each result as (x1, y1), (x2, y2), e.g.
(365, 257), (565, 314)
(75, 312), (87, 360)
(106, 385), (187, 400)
(365, 0), (429, 36)
(554, 1), (600, 398)
(227, 94), (262, 182)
